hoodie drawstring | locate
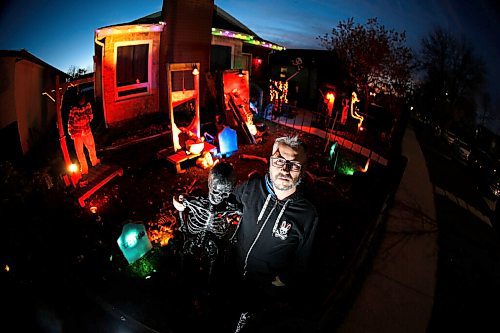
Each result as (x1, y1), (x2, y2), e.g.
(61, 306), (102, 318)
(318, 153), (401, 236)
(244, 197), (291, 276)
(244, 196), (277, 275)
(257, 194), (272, 223)
(272, 199), (290, 235)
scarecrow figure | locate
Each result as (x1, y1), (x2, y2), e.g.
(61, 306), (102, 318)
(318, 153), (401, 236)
(68, 92), (100, 181)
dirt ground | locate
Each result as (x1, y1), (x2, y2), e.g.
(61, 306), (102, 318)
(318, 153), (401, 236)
(1, 117), (395, 332)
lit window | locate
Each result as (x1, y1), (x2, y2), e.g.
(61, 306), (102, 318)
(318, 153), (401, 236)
(115, 41), (152, 99)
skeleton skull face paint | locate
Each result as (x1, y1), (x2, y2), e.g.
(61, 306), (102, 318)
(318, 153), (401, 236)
(208, 175), (233, 205)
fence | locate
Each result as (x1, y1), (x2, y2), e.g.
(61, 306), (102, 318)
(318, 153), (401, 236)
(259, 104), (390, 166)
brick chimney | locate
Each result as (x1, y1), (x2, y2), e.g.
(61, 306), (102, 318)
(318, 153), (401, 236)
(159, 0), (214, 112)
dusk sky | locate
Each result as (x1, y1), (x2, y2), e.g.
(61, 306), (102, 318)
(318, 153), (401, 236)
(1, 0), (499, 125)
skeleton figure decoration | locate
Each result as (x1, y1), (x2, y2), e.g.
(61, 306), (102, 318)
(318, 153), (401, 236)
(173, 162), (241, 274)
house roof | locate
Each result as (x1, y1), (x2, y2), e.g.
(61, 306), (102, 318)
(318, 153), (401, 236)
(0, 49), (68, 77)
(99, 5), (283, 50)
(211, 6), (257, 36)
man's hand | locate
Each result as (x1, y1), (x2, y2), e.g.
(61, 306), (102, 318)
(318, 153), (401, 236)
(272, 275), (286, 287)
(173, 195), (185, 212)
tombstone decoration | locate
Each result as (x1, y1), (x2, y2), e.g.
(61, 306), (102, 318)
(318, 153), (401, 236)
(218, 126), (238, 157)
(117, 222), (153, 265)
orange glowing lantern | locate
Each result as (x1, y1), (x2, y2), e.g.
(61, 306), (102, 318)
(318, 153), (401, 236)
(192, 64), (199, 76)
(68, 163), (78, 173)
(326, 92), (335, 117)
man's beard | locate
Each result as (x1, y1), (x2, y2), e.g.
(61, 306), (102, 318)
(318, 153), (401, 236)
(271, 172), (301, 191)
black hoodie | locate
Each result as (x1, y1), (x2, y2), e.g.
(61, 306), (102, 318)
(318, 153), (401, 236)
(232, 174), (318, 288)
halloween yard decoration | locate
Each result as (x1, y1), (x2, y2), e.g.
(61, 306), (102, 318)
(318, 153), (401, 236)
(157, 63), (216, 173)
(173, 162), (241, 283)
(223, 69), (260, 144)
(168, 63), (201, 152)
(44, 76), (123, 207)
(218, 126), (238, 157)
(350, 91), (364, 130)
(117, 222), (153, 265)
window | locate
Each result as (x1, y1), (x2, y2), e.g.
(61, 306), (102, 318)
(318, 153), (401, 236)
(211, 45), (232, 70)
(280, 66), (287, 79)
(234, 53), (251, 73)
(115, 41), (152, 99)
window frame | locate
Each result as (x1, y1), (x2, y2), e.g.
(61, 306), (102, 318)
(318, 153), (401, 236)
(211, 41), (235, 69)
(114, 40), (153, 101)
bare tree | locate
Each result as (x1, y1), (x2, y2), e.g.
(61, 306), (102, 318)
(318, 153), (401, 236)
(67, 65), (88, 80)
(417, 27), (486, 136)
(318, 17), (414, 115)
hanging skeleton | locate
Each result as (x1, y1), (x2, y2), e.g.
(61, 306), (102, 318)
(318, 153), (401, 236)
(174, 162), (241, 278)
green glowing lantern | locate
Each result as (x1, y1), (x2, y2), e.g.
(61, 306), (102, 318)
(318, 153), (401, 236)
(117, 222), (152, 264)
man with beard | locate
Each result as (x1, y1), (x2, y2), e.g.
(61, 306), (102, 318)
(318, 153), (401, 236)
(230, 135), (318, 332)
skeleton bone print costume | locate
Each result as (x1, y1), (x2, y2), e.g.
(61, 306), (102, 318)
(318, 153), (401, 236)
(176, 162), (241, 264)
(179, 195), (240, 262)
(180, 196), (240, 237)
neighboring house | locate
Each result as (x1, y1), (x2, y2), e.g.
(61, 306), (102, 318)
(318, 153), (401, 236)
(269, 49), (343, 110)
(0, 49), (68, 157)
(94, 0), (284, 127)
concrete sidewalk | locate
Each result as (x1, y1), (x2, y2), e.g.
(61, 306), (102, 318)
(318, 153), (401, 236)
(338, 126), (438, 333)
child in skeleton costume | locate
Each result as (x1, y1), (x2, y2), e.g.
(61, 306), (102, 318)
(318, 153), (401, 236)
(173, 162), (241, 279)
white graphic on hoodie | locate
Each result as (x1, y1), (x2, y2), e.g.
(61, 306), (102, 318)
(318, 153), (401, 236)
(274, 220), (291, 240)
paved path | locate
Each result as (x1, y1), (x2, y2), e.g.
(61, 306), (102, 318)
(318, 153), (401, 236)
(338, 126), (438, 333)
(434, 185), (492, 227)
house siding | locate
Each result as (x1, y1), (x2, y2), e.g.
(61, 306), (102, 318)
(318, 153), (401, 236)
(14, 60), (55, 154)
(101, 31), (161, 127)
(0, 57), (17, 128)
(99, 32), (245, 127)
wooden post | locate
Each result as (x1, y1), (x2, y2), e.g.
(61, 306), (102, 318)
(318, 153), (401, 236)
(55, 76), (78, 187)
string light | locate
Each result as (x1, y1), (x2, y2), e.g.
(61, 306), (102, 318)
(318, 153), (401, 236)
(96, 25), (284, 50)
(211, 28), (285, 50)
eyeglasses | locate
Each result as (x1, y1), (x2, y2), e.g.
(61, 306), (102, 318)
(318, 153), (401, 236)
(270, 157), (302, 172)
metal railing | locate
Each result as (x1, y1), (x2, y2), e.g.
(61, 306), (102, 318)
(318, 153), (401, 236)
(258, 104), (391, 166)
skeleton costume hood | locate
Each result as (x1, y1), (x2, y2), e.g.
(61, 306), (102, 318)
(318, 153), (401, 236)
(232, 174), (318, 287)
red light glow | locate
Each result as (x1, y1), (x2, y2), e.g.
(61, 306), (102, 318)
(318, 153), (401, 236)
(361, 158), (370, 173)
(325, 92), (335, 115)
(326, 92), (335, 103)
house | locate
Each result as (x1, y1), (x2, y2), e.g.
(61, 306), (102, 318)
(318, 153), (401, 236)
(93, 0), (284, 128)
(0, 49), (68, 158)
(268, 48), (343, 110)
